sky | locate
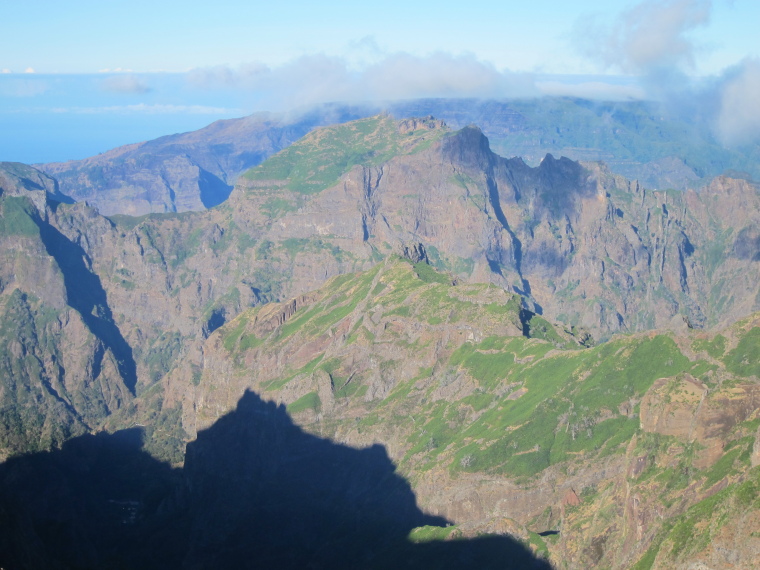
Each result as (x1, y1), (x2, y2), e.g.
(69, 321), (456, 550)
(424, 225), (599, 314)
(1, 0), (759, 163)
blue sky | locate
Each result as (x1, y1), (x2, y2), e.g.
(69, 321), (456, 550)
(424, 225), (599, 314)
(2, 0), (759, 163)
(2, 0), (757, 74)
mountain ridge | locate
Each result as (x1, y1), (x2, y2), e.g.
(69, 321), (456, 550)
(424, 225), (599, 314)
(37, 97), (760, 216)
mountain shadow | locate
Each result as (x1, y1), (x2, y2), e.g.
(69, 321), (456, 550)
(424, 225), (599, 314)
(36, 219), (137, 393)
(0, 390), (552, 569)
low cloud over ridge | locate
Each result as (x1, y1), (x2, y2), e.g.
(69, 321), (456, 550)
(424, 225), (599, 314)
(715, 58), (760, 146)
(575, 0), (760, 146)
(187, 52), (540, 109)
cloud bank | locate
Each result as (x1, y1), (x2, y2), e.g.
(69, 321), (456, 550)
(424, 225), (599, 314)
(187, 52), (541, 110)
(714, 58), (760, 146)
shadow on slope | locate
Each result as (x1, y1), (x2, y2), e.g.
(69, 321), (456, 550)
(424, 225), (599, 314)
(0, 390), (552, 569)
(36, 219), (137, 394)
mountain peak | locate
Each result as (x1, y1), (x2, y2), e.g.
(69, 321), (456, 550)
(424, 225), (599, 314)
(240, 115), (450, 196)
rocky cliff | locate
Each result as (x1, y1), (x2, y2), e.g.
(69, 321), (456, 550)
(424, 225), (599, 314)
(3, 117), (757, 459)
(0, 164), (133, 460)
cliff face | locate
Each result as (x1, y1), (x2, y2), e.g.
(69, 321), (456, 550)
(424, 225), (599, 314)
(4, 119), (758, 421)
(223, 116), (759, 338)
(0, 170), (132, 459)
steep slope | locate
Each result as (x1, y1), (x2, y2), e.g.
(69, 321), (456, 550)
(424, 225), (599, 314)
(0, 168), (133, 460)
(38, 98), (760, 216)
(151, 259), (760, 569)
(2, 116), (758, 459)
(225, 115), (760, 337)
(1, 144), (759, 569)
(4, 115), (755, 417)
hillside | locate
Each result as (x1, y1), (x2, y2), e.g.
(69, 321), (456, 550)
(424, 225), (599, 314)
(173, 258), (760, 569)
(0, 117), (759, 568)
(1, 256), (758, 568)
(0, 117), (757, 455)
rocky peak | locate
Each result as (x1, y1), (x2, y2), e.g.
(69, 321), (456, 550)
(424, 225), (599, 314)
(397, 115), (446, 134)
(0, 162), (68, 215)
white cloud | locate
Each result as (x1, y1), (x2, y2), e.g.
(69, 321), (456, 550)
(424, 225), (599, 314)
(536, 80), (648, 101)
(574, 0), (760, 146)
(187, 52), (539, 110)
(24, 67), (35, 74)
(577, 0), (712, 74)
(715, 58), (760, 146)
(100, 74), (151, 94)
(1, 69), (11, 74)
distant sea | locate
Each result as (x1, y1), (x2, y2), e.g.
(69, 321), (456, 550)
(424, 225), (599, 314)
(0, 73), (247, 164)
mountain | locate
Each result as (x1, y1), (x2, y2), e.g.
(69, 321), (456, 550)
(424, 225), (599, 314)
(37, 98), (760, 216)
(1, 116), (759, 568)
(0, 163), (133, 460)
(1, 116), (757, 456)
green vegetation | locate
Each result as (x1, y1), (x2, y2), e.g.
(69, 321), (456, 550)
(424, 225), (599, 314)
(411, 260), (451, 285)
(244, 115), (447, 194)
(287, 391), (321, 414)
(261, 196), (298, 218)
(408, 525), (457, 543)
(723, 327), (760, 377)
(0, 289), (87, 455)
(0, 196), (40, 237)
(527, 531), (549, 558)
(691, 334), (727, 358)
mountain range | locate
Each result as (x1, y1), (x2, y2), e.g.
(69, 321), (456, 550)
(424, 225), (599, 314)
(0, 105), (759, 569)
(38, 98), (760, 216)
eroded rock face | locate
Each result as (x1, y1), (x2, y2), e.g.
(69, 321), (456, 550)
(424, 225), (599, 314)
(641, 374), (760, 468)
(158, 255), (760, 570)
(0, 169), (133, 457)
(3, 119), (759, 460)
